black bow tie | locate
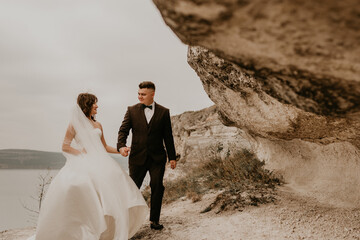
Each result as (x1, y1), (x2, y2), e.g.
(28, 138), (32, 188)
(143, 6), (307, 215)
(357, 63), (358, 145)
(142, 104), (152, 110)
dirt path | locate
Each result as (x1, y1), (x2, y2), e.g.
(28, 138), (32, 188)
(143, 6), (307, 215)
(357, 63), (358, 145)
(2, 185), (360, 240)
(131, 185), (360, 240)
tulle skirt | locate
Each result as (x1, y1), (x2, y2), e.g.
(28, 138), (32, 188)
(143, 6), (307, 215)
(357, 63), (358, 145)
(31, 152), (148, 240)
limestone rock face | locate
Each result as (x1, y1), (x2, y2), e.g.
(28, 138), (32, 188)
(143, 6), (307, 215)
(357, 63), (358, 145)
(155, 0), (360, 206)
(171, 106), (252, 164)
(171, 107), (360, 207)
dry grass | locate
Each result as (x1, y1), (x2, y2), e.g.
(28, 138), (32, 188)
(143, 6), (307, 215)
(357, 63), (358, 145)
(142, 149), (282, 213)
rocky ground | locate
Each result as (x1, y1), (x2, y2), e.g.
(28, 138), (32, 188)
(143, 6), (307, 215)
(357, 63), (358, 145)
(130, 185), (360, 240)
(4, 185), (359, 240)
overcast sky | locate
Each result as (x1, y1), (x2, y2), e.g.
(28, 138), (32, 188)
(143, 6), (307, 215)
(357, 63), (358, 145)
(0, 0), (213, 152)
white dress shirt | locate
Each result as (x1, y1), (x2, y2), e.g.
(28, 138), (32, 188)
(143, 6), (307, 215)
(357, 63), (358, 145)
(144, 102), (155, 123)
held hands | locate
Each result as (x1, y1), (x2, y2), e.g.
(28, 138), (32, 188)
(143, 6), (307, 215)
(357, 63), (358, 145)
(119, 147), (131, 157)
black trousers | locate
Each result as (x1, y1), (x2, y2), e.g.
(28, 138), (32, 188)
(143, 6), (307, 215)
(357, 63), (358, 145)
(129, 156), (165, 222)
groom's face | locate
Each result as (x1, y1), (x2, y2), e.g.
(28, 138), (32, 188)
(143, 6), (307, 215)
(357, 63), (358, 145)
(138, 88), (155, 105)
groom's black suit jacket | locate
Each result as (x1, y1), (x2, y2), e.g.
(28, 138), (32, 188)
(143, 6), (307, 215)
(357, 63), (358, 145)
(117, 102), (176, 166)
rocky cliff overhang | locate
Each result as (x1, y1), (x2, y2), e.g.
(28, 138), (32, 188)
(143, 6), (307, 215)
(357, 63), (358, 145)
(154, 0), (360, 206)
(154, 0), (360, 147)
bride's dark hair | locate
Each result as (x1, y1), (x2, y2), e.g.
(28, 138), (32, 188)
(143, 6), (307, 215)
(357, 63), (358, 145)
(77, 93), (98, 121)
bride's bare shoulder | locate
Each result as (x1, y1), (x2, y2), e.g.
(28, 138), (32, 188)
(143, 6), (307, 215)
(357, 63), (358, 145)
(93, 121), (102, 129)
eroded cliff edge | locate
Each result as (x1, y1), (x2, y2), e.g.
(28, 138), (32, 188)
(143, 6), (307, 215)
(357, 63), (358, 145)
(158, 0), (360, 207)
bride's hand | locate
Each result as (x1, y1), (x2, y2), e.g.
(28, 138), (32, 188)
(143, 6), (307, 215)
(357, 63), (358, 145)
(74, 148), (87, 155)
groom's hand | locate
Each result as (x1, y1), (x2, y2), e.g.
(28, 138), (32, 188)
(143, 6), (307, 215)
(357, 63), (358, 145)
(120, 147), (130, 157)
(170, 160), (177, 169)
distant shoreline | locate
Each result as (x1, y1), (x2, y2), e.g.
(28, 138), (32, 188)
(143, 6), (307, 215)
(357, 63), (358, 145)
(0, 149), (127, 170)
(0, 167), (62, 170)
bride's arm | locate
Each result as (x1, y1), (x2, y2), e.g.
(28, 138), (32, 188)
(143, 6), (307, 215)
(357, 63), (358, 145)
(62, 124), (82, 155)
(99, 123), (120, 154)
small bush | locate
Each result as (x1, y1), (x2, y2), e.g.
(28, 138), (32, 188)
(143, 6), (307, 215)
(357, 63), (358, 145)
(142, 149), (282, 213)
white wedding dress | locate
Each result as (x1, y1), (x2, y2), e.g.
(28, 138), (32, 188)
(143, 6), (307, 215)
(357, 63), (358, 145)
(28, 106), (148, 240)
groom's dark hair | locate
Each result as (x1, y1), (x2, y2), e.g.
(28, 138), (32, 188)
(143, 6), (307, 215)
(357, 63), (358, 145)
(139, 81), (155, 91)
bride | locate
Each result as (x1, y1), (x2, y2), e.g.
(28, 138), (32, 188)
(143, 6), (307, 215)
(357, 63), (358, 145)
(29, 93), (148, 240)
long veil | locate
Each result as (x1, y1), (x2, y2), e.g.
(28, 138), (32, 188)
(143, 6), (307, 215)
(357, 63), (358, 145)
(67, 105), (107, 156)
(31, 105), (148, 240)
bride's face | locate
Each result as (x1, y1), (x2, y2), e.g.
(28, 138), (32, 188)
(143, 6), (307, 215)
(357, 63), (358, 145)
(90, 102), (98, 116)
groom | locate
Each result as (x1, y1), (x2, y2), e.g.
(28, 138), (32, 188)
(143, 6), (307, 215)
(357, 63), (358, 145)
(117, 81), (177, 230)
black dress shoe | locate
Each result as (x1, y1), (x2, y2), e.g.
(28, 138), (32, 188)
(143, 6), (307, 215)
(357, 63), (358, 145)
(150, 222), (164, 230)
